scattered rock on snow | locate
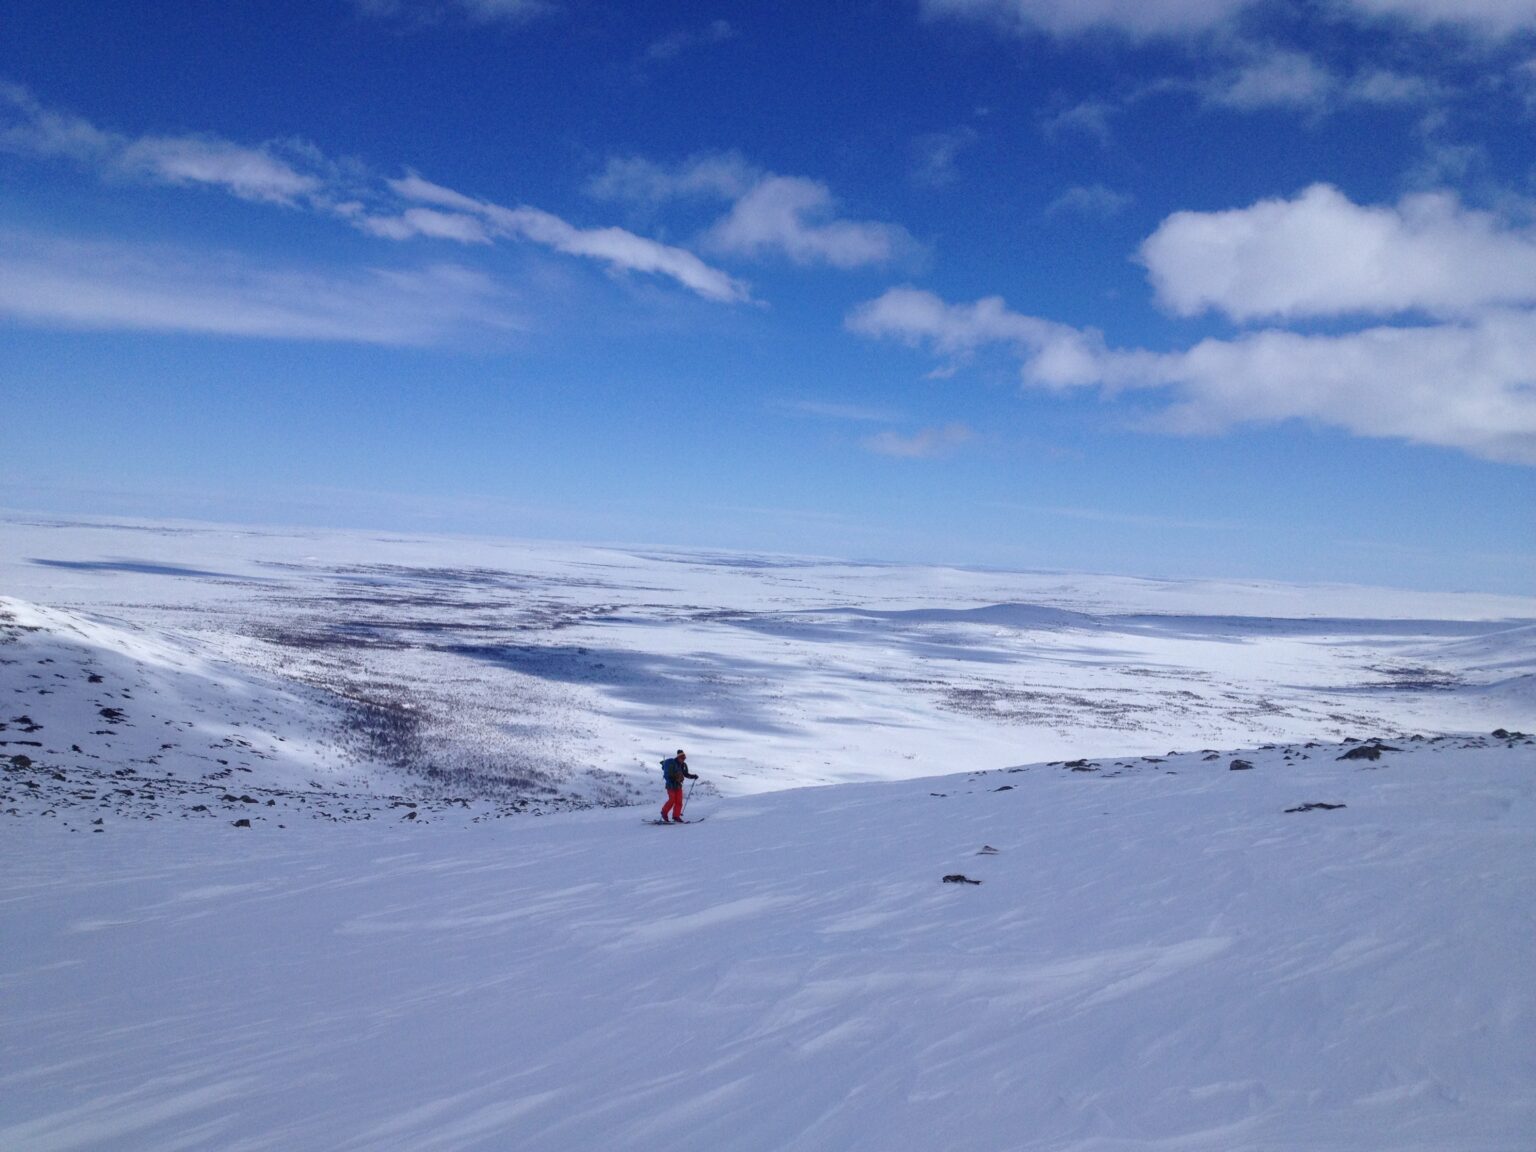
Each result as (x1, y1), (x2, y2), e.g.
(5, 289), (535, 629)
(942, 874), (981, 885)
(1230, 759), (1255, 771)
(1284, 802), (1346, 813)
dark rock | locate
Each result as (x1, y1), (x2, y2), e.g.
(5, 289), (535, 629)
(1229, 759), (1255, 771)
(9, 754), (33, 769)
(976, 845), (1000, 855)
(1285, 802), (1346, 813)
(942, 874), (981, 885)
(1339, 744), (1398, 761)
(993, 785), (1013, 792)
(232, 818), (252, 828)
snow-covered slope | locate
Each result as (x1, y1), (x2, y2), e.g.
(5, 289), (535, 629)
(4, 733), (1532, 1151)
(3, 514), (1533, 806)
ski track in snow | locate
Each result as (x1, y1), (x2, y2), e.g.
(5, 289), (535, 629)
(2, 514), (1535, 1150)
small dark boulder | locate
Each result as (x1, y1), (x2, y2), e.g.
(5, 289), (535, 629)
(9, 754), (33, 769)
(1229, 759), (1255, 771)
(942, 874), (982, 885)
(993, 785), (1013, 792)
(232, 818), (251, 828)
(1285, 802), (1346, 813)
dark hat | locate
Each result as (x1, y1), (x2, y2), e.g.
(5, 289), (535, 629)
(676, 749), (686, 758)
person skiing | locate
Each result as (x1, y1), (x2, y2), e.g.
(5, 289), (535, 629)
(659, 749), (697, 823)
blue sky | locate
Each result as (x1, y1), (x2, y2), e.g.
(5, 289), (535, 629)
(1, 1), (1533, 593)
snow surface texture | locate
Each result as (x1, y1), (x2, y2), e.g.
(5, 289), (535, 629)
(3, 514), (1534, 1150)
(2, 513), (1533, 809)
(4, 737), (1533, 1151)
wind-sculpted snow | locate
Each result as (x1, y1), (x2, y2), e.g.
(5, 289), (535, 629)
(2, 514), (1533, 808)
(3, 736), (1532, 1150)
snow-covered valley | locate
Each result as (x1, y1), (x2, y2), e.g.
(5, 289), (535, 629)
(2, 514), (1534, 1150)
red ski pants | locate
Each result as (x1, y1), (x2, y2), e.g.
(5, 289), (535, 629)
(661, 786), (684, 822)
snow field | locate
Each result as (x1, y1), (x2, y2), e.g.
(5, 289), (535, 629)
(3, 736), (1532, 1151)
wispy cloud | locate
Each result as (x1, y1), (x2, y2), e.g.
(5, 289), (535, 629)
(1, 83), (321, 205)
(864, 424), (975, 458)
(922, 0), (1536, 39)
(351, 0), (556, 27)
(0, 230), (524, 345)
(587, 152), (917, 270)
(783, 400), (907, 423)
(362, 173), (753, 302)
(0, 85), (750, 303)
(1204, 51), (1337, 110)
(645, 19), (736, 63)
(910, 127), (978, 188)
(1045, 183), (1133, 219)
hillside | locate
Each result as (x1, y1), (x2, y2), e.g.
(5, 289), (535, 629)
(4, 733), (1533, 1151)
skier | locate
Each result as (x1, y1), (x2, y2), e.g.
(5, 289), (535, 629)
(659, 749), (697, 823)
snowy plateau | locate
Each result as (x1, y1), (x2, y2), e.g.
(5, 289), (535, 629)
(1, 513), (1533, 1151)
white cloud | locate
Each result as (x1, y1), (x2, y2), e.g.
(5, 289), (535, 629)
(0, 230), (523, 345)
(585, 152), (760, 204)
(849, 285), (1536, 464)
(590, 153), (915, 270)
(354, 206), (494, 243)
(2, 85), (319, 205)
(706, 176), (913, 269)
(117, 136), (321, 205)
(386, 174), (753, 301)
(922, 0), (1536, 37)
(1205, 51), (1337, 110)
(1108, 312), (1536, 464)
(864, 424), (975, 458)
(1351, 0), (1536, 37)
(0, 82), (115, 161)
(920, 0), (1248, 38)
(1041, 99), (1117, 144)
(846, 286), (1105, 384)
(1, 88), (751, 305)
(1140, 183), (1536, 321)
(1347, 68), (1441, 105)
(1044, 183), (1134, 218)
